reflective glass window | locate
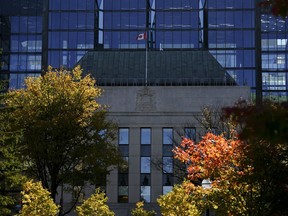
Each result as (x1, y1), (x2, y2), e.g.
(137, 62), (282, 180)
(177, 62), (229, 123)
(163, 157), (173, 174)
(261, 38), (288, 51)
(163, 186), (173, 195)
(141, 145), (151, 157)
(48, 50), (87, 68)
(104, 0), (119, 10)
(11, 35), (42, 52)
(48, 51), (60, 67)
(119, 128), (129, 145)
(11, 16), (42, 33)
(141, 157), (151, 173)
(262, 53), (286, 69)
(118, 186), (128, 203)
(141, 128), (151, 145)
(60, 0), (70, 10)
(50, 12), (94, 29)
(140, 186), (150, 203)
(118, 145), (129, 157)
(263, 72), (286, 90)
(9, 73), (40, 89)
(54, 0), (95, 10)
(184, 127), (196, 141)
(118, 157), (129, 173)
(49, 12), (61, 29)
(163, 145), (173, 157)
(163, 174), (173, 186)
(10, 55), (41, 71)
(163, 128), (173, 144)
(207, 0), (254, 9)
(49, 31), (94, 49)
(140, 174), (151, 186)
(118, 173), (128, 186)
(49, 0), (60, 10)
(228, 70), (255, 87)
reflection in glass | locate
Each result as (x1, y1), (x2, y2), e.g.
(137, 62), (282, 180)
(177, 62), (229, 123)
(163, 128), (173, 145)
(141, 157), (151, 173)
(119, 128), (129, 144)
(163, 186), (173, 195)
(163, 157), (173, 174)
(184, 127), (196, 141)
(141, 128), (151, 145)
(140, 186), (150, 203)
(118, 186), (128, 203)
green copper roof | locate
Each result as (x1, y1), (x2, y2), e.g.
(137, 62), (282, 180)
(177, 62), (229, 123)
(77, 50), (236, 86)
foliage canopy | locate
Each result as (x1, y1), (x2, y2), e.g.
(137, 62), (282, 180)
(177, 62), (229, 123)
(76, 188), (114, 216)
(17, 180), (59, 216)
(3, 66), (123, 214)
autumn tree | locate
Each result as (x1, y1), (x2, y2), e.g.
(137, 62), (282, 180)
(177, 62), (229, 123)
(3, 66), (123, 215)
(131, 202), (156, 216)
(151, 105), (237, 184)
(173, 132), (260, 215)
(224, 100), (288, 215)
(157, 182), (201, 216)
(259, 0), (288, 18)
(75, 188), (114, 216)
(0, 96), (26, 215)
(17, 180), (59, 216)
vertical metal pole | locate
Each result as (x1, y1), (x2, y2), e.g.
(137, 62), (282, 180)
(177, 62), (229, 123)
(41, 0), (49, 74)
(145, 0), (149, 86)
(255, 0), (263, 104)
(145, 40), (148, 86)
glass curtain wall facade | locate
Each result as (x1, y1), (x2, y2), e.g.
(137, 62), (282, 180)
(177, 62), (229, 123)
(0, 0), (288, 100)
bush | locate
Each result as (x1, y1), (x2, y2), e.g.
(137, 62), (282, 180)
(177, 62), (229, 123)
(17, 180), (59, 216)
(131, 202), (156, 216)
(76, 188), (114, 216)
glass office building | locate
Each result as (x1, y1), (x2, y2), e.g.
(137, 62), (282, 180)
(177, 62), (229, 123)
(0, 0), (288, 100)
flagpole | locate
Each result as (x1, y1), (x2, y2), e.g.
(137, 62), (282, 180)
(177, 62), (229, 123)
(145, 35), (148, 86)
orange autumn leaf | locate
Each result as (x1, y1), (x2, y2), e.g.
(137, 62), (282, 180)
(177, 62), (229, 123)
(173, 133), (247, 185)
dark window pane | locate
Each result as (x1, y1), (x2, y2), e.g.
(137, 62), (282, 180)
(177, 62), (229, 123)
(163, 174), (173, 186)
(118, 173), (128, 186)
(141, 145), (151, 157)
(118, 145), (129, 157)
(163, 145), (173, 157)
(140, 174), (151, 186)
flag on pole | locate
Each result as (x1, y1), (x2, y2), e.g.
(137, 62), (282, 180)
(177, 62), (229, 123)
(136, 32), (147, 40)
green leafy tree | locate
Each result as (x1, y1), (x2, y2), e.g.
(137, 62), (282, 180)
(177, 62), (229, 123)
(17, 180), (59, 216)
(0, 98), (26, 215)
(3, 66), (123, 215)
(131, 202), (156, 216)
(76, 188), (114, 216)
